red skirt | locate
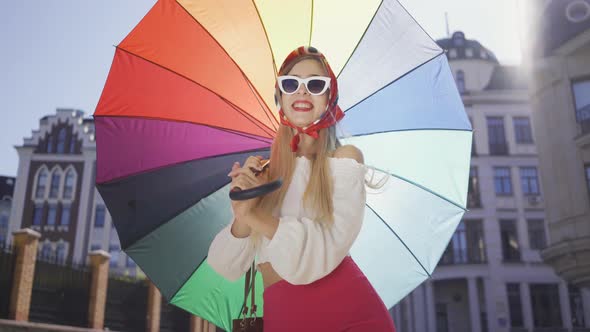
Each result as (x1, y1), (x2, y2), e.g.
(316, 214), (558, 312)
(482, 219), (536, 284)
(263, 256), (396, 332)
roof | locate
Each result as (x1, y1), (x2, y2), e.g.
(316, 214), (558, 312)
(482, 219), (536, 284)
(484, 66), (528, 90)
(436, 31), (499, 64)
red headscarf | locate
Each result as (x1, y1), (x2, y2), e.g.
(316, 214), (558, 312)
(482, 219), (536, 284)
(276, 46), (345, 152)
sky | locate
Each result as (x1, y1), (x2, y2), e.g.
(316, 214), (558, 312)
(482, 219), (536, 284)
(0, 0), (529, 177)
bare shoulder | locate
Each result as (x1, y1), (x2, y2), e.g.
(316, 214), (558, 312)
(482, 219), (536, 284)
(333, 145), (364, 164)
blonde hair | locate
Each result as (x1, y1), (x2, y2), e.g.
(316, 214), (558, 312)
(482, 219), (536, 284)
(252, 56), (387, 243)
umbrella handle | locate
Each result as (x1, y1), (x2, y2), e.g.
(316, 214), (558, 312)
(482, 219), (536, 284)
(229, 179), (283, 201)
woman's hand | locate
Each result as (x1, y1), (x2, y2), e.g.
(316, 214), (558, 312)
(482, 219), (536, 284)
(228, 156), (267, 221)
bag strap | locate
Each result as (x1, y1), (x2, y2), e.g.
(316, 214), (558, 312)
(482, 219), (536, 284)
(249, 261), (257, 315)
(240, 265), (252, 318)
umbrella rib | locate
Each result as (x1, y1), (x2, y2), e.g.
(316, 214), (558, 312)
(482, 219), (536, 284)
(115, 47), (276, 138)
(94, 114), (274, 144)
(174, 0), (278, 128)
(308, 0), (314, 47)
(243, 73), (279, 132)
(98, 147), (271, 186)
(336, 0), (384, 78)
(343, 51), (445, 113)
(251, 0), (278, 76)
(364, 203), (432, 278)
(371, 168), (468, 212)
(350, 127), (473, 138)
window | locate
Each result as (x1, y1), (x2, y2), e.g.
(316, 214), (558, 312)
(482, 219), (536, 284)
(465, 48), (474, 57)
(494, 167), (513, 196)
(47, 205), (57, 225)
(446, 221), (467, 263)
(35, 169), (48, 198)
(500, 219), (520, 262)
(60, 204), (71, 226)
(32, 204), (43, 226)
(569, 285), (586, 327)
(441, 219), (485, 264)
(487, 117), (508, 155)
(467, 220), (486, 263)
(56, 243), (66, 265)
(94, 205), (105, 228)
(513, 117), (534, 143)
(448, 48), (457, 58)
(456, 70), (466, 93)
(49, 171), (61, 198)
(506, 283), (524, 327)
(64, 169), (75, 199)
(468, 166), (482, 208)
(520, 167), (540, 196)
(46, 134), (54, 153)
(40, 242), (53, 261)
(530, 284), (563, 327)
(0, 213), (8, 228)
(109, 245), (119, 267)
(69, 137), (76, 153)
(572, 78), (590, 134)
(57, 128), (66, 154)
(527, 219), (546, 250)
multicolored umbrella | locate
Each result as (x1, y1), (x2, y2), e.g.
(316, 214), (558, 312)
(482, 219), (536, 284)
(94, 0), (472, 330)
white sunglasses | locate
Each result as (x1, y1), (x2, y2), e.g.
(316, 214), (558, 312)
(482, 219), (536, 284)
(277, 75), (331, 96)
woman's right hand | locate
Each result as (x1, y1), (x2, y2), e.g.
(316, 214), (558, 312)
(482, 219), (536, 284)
(228, 156), (267, 235)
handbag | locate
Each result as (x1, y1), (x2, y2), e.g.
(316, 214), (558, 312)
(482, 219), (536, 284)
(232, 261), (264, 332)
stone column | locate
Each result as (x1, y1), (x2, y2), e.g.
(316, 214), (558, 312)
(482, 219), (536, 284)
(520, 282), (534, 330)
(146, 281), (161, 332)
(190, 315), (216, 332)
(88, 250), (110, 329)
(558, 281), (572, 329)
(582, 287), (590, 329)
(468, 277), (482, 332)
(9, 228), (41, 321)
(425, 280), (436, 332)
(412, 285), (427, 332)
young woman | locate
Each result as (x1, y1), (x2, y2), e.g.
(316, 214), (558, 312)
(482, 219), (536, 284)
(208, 46), (396, 332)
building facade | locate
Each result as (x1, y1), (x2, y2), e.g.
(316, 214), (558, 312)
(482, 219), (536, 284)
(390, 32), (590, 332)
(7, 108), (138, 276)
(526, 0), (590, 293)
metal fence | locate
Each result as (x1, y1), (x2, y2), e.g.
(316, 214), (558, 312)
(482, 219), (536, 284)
(28, 255), (91, 328)
(0, 240), (16, 319)
(104, 276), (148, 332)
(160, 301), (190, 332)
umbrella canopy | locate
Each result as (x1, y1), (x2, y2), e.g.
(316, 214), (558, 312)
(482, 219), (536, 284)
(94, 0), (472, 330)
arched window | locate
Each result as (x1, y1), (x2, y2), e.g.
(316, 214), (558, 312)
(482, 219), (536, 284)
(64, 169), (75, 199)
(69, 136), (76, 153)
(56, 242), (67, 265)
(57, 128), (67, 153)
(46, 134), (54, 153)
(40, 242), (53, 261)
(456, 70), (466, 93)
(35, 169), (48, 198)
(49, 170), (61, 198)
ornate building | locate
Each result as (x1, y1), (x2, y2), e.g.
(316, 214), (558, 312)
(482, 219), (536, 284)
(7, 108), (138, 276)
(390, 31), (590, 332)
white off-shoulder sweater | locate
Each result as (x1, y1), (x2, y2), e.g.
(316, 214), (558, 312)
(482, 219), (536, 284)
(207, 156), (368, 285)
